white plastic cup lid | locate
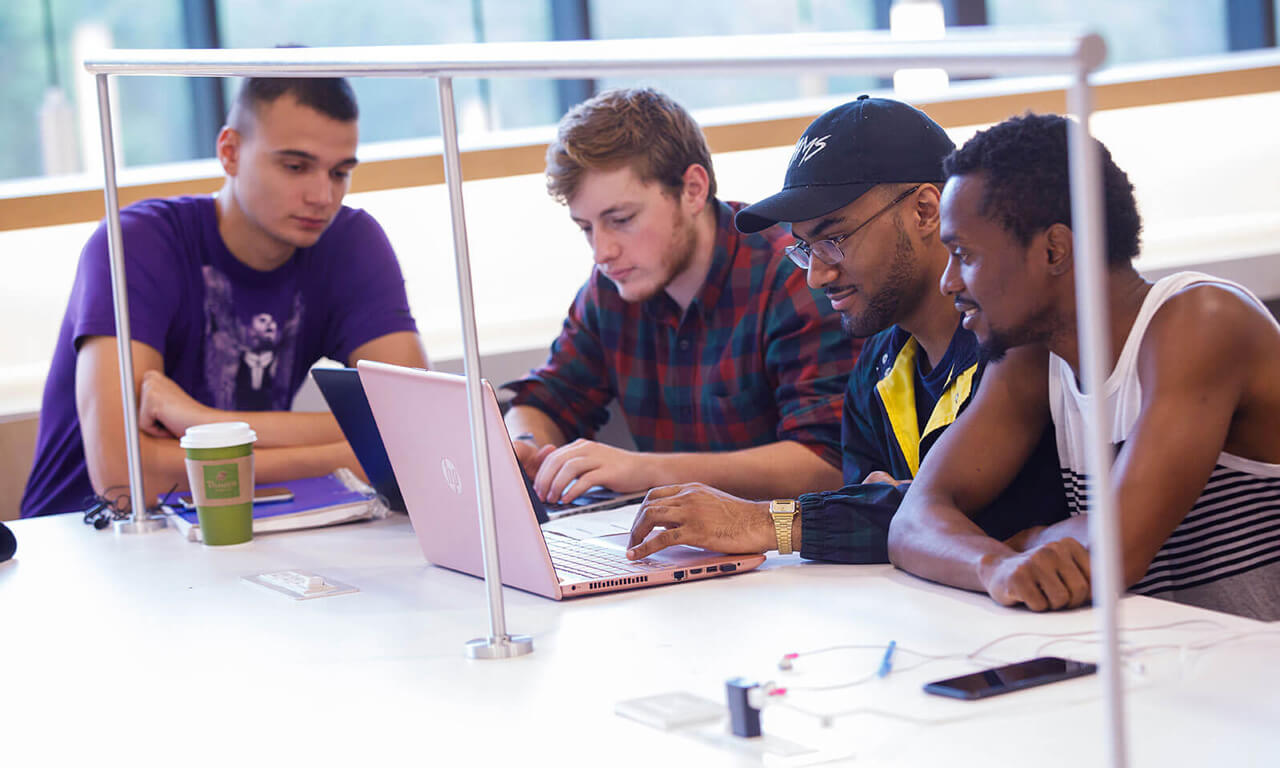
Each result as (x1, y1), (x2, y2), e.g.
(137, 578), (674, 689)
(179, 421), (258, 449)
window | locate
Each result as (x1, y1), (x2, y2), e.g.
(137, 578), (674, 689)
(4, 1), (1273, 182)
(987, 0), (1230, 65)
(1, 0), (197, 179)
(0, 0), (559, 181)
(218, 0), (560, 141)
(588, 0), (879, 111)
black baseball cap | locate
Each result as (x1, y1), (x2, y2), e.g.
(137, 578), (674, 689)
(735, 95), (955, 233)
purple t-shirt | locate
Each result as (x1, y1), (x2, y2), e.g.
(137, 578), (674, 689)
(21, 196), (417, 518)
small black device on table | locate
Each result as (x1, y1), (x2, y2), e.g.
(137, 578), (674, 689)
(924, 656), (1097, 700)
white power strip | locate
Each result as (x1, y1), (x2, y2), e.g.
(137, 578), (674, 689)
(243, 569), (358, 600)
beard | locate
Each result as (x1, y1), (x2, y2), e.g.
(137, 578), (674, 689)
(841, 216), (928, 338)
(977, 330), (1016, 363)
(977, 306), (1059, 362)
(630, 205), (698, 303)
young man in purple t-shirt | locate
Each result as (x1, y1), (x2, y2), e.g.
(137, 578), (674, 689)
(21, 76), (428, 518)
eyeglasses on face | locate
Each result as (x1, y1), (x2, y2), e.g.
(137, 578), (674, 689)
(784, 184), (922, 269)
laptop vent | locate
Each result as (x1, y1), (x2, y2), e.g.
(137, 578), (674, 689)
(587, 575), (649, 590)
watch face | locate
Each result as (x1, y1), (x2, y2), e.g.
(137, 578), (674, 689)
(771, 503), (795, 555)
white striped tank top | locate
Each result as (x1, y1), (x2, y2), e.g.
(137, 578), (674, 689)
(1048, 271), (1280, 620)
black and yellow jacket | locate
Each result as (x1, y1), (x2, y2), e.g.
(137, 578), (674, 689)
(796, 323), (1067, 563)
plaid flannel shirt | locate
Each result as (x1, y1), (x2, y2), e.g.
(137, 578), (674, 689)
(506, 200), (858, 466)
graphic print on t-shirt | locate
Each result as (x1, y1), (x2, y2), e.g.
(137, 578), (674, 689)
(202, 266), (302, 411)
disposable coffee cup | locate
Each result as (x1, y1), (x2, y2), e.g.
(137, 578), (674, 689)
(180, 422), (258, 546)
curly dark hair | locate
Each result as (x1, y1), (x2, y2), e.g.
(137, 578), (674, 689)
(943, 112), (1141, 265)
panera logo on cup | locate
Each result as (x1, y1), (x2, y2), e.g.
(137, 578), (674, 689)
(202, 464), (242, 500)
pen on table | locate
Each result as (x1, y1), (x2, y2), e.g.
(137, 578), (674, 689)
(877, 640), (897, 678)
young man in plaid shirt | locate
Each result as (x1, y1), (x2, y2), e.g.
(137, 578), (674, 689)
(504, 88), (856, 504)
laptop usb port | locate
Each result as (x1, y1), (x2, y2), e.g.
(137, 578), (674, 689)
(719, 563), (737, 572)
(673, 570), (686, 580)
(689, 568), (703, 575)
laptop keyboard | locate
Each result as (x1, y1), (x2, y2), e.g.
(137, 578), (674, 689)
(545, 535), (669, 580)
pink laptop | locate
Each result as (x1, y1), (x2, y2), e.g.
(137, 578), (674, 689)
(357, 361), (765, 599)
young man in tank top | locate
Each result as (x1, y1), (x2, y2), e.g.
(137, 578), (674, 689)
(887, 113), (1280, 621)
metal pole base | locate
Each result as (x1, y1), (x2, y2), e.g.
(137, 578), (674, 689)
(465, 634), (534, 660)
(114, 515), (168, 535)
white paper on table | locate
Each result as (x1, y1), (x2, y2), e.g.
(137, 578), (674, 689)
(540, 504), (640, 541)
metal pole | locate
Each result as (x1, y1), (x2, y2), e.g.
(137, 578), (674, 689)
(436, 76), (532, 660)
(1066, 68), (1127, 768)
(81, 35), (1102, 80)
(95, 73), (165, 535)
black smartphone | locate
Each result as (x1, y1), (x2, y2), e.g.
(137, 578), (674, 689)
(176, 486), (294, 509)
(923, 657), (1097, 700)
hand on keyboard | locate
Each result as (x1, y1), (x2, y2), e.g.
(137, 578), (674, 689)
(626, 483), (775, 560)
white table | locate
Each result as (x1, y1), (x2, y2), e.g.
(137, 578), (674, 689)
(2, 513), (1275, 767)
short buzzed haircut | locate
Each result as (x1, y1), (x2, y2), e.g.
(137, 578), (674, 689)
(227, 77), (358, 133)
(545, 87), (716, 205)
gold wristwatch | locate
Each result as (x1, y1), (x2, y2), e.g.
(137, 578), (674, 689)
(770, 499), (798, 555)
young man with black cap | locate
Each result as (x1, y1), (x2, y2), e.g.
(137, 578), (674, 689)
(627, 96), (1065, 563)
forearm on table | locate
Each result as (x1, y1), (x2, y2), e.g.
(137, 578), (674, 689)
(887, 492), (1015, 593)
(158, 442), (361, 493)
(649, 441), (841, 500)
(100, 438), (362, 509)
(253, 441), (363, 483)
(1016, 512), (1159, 585)
(1022, 514), (1090, 550)
(207, 409), (344, 449)
(87, 435), (191, 509)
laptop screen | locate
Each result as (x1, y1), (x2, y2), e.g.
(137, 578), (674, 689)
(311, 367), (407, 512)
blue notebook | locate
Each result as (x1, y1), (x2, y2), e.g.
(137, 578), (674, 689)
(164, 469), (387, 542)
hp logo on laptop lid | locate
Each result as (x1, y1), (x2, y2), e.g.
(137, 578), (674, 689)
(441, 457), (463, 495)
